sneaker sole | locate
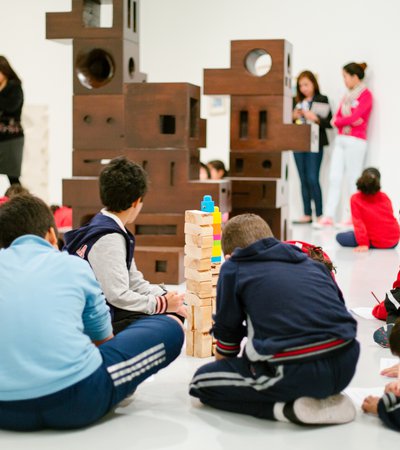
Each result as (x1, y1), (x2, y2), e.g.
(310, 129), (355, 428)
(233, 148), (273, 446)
(293, 394), (356, 425)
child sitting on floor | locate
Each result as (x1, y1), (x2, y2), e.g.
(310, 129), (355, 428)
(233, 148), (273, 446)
(189, 213), (359, 425)
(64, 157), (186, 334)
(336, 167), (399, 252)
(372, 268), (400, 347)
(0, 194), (184, 431)
(363, 319), (400, 431)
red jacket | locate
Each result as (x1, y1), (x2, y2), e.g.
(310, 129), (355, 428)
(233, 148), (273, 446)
(372, 269), (400, 320)
(351, 191), (400, 248)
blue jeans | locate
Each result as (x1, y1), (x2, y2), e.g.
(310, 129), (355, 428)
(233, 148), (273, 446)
(293, 150), (323, 217)
(0, 316), (184, 431)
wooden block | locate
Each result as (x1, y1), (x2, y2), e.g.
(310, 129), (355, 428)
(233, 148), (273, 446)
(63, 177), (231, 216)
(230, 151), (290, 179)
(185, 210), (213, 225)
(212, 343), (217, 356)
(212, 297), (216, 314)
(211, 263), (221, 275)
(184, 223), (213, 237)
(184, 267), (212, 282)
(212, 287), (217, 297)
(185, 234), (214, 248)
(185, 292), (212, 307)
(194, 305), (213, 333)
(131, 213), (184, 247)
(125, 83), (206, 149)
(186, 305), (195, 331)
(231, 178), (288, 209)
(184, 245), (212, 259)
(133, 246), (184, 284)
(204, 40), (293, 97)
(212, 274), (219, 286)
(184, 256), (212, 271)
(194, 332), (213, 358)
(185, 330), (194, 356)
(186, 280), (213, 298)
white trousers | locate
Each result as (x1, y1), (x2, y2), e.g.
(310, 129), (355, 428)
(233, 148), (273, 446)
(325, 135), (367, 219)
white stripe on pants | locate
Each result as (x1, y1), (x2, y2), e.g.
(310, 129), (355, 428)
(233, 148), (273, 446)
(325, 135), (367, 219)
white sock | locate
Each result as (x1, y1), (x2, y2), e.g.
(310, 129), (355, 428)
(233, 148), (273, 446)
(273, 402), (290, 422)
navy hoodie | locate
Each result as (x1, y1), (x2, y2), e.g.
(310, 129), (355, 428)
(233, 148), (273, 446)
(212, 237), (357, 362)
(63, 213), (135, 270)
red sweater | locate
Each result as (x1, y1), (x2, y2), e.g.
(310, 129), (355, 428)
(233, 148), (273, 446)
(351, 191), (400, 248)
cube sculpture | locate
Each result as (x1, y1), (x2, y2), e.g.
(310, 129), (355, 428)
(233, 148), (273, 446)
(185, 196), (222, 358)
(46, 0), (231, 284)
(204, 40), (319, 239)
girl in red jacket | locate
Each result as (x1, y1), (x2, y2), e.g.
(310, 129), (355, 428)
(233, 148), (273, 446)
(336, 168), (399, 252)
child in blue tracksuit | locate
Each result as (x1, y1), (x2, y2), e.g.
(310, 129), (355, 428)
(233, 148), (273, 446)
(0, 194), (184, 431)
(363, 320), (400, 430)
(189, 213), (359, 425)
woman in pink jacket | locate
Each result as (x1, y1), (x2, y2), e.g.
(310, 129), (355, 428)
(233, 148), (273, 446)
(316, 62), (373, 227)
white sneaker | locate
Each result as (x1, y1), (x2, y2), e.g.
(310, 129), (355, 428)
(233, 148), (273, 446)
(292, 394), (356, 425)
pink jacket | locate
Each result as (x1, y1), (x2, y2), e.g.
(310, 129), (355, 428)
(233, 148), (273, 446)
(333, 89), (373, 141)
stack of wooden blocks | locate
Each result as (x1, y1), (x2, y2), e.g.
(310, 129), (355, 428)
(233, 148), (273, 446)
(184, 196), (222, 358)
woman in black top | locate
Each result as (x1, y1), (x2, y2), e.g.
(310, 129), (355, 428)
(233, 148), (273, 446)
(292, 70), (332, 224)
(0, 56), (24, 185)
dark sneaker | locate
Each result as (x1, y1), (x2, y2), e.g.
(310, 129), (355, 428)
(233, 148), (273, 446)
(373, 324), (394, 348)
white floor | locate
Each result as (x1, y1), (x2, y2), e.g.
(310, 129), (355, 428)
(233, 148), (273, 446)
(2, 224), (400, 449)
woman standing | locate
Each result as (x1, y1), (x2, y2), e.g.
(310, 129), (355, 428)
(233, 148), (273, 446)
(316, 62), (373, 227)
(292, 71), (332, 224)
(0, 56), (24, 185)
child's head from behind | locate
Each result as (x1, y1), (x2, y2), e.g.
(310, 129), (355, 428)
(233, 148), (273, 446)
(4, 184), (29, 198)
(0, 194), (56, 249)
(356, 167), (381, 195)
(207, 160), (228, 180)
(389, 319), (400, 357)
(99, 157), (148, 212)
(222, 214), (273, 256)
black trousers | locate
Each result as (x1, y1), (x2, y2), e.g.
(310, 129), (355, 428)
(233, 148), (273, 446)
(189, 340), (360, 420)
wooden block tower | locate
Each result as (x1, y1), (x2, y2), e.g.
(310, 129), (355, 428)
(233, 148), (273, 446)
(46, 0), (231, 284)
(184, 196), (221, 358)
(204, 40), (318, 239)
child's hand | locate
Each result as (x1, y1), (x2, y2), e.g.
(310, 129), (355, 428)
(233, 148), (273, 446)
(354, 245), (369, 252)
(385, 380), (400, 396)
(362, 396), (379, 415)
(381, 364), (399, 378)
(175, 304), (187, 319)
(166, 291), (185, 313)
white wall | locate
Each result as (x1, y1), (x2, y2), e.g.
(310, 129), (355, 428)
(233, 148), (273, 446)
(1, 0), (399, 218)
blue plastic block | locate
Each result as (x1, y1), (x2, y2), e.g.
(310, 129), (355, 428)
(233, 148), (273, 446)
(201, 195), (215, 213)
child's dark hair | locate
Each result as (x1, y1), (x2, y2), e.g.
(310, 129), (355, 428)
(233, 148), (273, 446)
(99, 157), (148, 212)
(343, 62), (367, 80)
(4, 184), (29, 198)
(200, 162), (210, 179)
(222, 214), (273, 255)
(207, 160), (228, 177)
(308, 246), (336, 274)
(389, 318), (400, 356)
(0, 194), (56, 249)
(356, 167), (381, 195)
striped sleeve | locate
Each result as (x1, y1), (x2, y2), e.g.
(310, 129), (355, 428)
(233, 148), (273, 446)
(154, 295), (168, 314)
(216, 339), (241, 357)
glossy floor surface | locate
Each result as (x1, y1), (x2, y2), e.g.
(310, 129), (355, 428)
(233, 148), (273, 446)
(2, 224), (400, 449)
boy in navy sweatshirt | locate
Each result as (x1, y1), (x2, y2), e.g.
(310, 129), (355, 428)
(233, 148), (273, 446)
(64, 157), (185, 333)
(189, 213), (359, 425)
